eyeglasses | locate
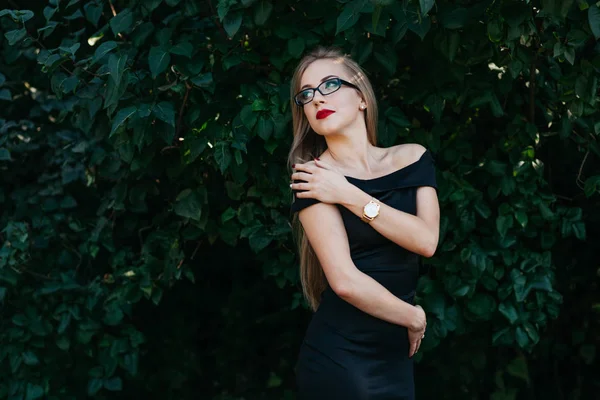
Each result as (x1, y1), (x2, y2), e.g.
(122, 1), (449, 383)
(294, 77), (361, 106)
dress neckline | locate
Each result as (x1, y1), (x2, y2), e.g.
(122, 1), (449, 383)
(344, 150), (429, 182)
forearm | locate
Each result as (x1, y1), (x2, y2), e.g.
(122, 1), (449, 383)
(337, 269), (422, 330)
(340, 185), (437, 257)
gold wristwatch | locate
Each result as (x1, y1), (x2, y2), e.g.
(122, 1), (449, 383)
(361, 198), (380, 223)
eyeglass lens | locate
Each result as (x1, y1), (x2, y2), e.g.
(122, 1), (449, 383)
(296, 78), (342, 105)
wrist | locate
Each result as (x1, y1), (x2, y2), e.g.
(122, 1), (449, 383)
(409, 306), (425, 331)
(339, 184), (371, 210)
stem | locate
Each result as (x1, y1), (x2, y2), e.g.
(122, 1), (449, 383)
(528, 53), (536, 123)
(176, 82), (192, 139)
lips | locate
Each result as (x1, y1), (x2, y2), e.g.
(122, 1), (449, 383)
(316, 109), (335, 120)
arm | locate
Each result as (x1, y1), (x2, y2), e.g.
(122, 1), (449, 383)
(340, 184), (440, 258)
(298, 202), (425, 331)
(291, 145), (440, 258)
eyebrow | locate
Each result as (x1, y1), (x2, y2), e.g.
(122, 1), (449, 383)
(300, 75), (338, 90)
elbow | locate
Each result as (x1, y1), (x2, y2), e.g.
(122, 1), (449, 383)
(420, 236), (438, 258)
(332, 282), (353, 299)
(331, 275), (357, 300)
(421, 245), (436, 258)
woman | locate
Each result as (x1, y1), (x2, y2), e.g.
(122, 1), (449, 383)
(288, 47), (440, 399)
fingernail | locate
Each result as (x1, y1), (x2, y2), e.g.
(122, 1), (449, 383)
(316, 157), (320, 161)
(292, 164), (295, 168)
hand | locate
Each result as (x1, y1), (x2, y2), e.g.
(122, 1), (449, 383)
(408, 305), (426, 358)
(290, 159), (351, 205)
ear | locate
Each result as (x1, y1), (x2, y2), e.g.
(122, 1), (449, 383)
(359, 97), (367, 110)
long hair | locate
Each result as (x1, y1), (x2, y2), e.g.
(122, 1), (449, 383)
(288, 47), (379, 311)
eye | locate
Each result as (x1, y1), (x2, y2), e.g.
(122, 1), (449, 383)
(299, 90), (313, 100)
(324, 79), (339, 89)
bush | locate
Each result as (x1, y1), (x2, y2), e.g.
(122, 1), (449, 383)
(0, 0), (598, 399)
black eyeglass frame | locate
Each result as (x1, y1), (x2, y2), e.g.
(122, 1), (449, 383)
(294, 77), (361, 106)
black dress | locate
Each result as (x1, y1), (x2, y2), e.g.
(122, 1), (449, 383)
(290, 150), (437, 400)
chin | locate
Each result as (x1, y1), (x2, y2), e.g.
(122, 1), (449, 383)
(312, 121), (343, 136)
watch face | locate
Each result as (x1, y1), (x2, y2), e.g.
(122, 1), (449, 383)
(365, 202), (378, 217)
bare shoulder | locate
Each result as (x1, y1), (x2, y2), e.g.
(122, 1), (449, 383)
(389, 143), (428, 168)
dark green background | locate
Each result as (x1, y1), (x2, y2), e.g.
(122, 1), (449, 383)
(0, 0), (598, 398)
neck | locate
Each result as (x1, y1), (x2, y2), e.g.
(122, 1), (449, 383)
(323, 124), (378, 173)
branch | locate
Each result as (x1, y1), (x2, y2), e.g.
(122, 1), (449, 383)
(12, 266), (55, 281)
(576, 150), (589, 189)
(207, 0), (231, 39)
(528, 52), (536, 123)
(108, 0), (118, 17)
(191, 240), (203, 260)
(176, 81), (192, 139)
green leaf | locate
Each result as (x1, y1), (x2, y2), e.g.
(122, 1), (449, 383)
(84, 1), (102, 26)
(25, 383), (44, 400)
(88, 378), (103, 396)
(5, 28), (27, 45)
(409, 16), (431, 40)
(104, 376), (123, 391)
(224, 12), (243, 38)
(108, 53), (128, 86)
(153, 101), (176, 127)
(64, 8), (83, 20)
(514, 210), (528, 228)
(148, 46), (171, 79)
(439, 7), (468, 29)
(496, 215), (513, 237)
(572, 221), (586, 240)
(507, 355), (529, 383)
(257, 116), (273, 140)
(385, 107), (411, 127)
(191, 72), (213, 88)
(169, 42), (193, 58)
(288, 37), (305, 59)
(336, 0), (364, 35)
(498, 302), (519, 324)
(221, 207), (237, 223)
(22, 351), (40, 366)
(372, 5), (382, 32)
(110, 8), (133, 36)
(374, 51), (397, 75)
(419, 0), (435, 16)
(14, 9), (34, 22)
(110, 106), (137, 136)
(0, 89), (11, 101)
(467, 293), (496, 319)
(44, 6), (57, 21)
(564, 46), (575, 65)
(214, 142), (232, 173)
(174, 189), (202, 221)
(254, 0), (273, 26)
(589, 6), (600, 39)
(92, 41), (118, 64)
(249, 229), (272, 252)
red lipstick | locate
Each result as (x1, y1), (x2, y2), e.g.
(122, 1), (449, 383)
(316, 110), (335, 120)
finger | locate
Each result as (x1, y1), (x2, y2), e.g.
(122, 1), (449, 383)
(294, 163), (317, 174)
(415, 339), (421, 355)
(409, 340), (416, 358)
(295, 190), (314, 199)
(290, 182), (310, 191)
(291, 172), (312, 182)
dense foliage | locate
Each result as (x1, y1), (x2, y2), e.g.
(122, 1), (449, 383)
(0, 0), (598, 399)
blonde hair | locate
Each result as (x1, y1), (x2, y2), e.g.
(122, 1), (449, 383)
(288, 47), (379, 311)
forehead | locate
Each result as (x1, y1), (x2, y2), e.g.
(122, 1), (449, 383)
(300, 58), (350, 87)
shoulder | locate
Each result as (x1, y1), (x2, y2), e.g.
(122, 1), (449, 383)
(389, 143), (428, 168)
